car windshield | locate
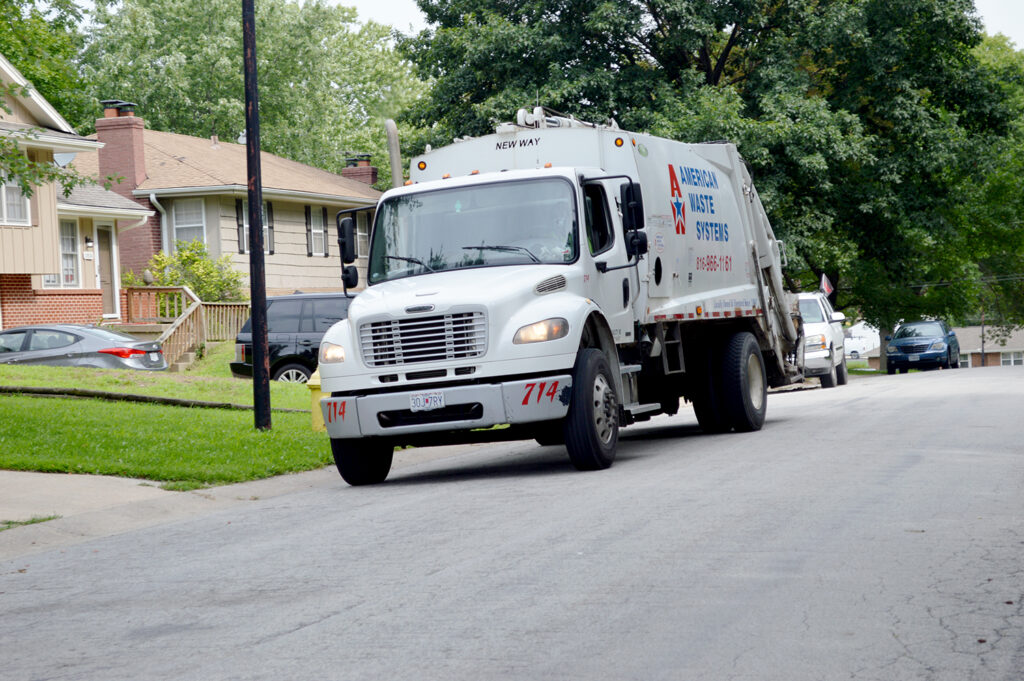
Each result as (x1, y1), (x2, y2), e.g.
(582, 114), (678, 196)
(368, 178), (578, 284)
(799, 299), (825, 323)
(895, 322), (944, 339)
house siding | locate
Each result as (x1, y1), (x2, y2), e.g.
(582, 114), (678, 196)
(0, 151), (59, 274)
(216, 196), (368, 294)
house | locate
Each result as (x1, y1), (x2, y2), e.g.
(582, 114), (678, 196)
(0, 55), (154, 330)
(951, 325), (1024, 368)
(72, 101), (381, 296)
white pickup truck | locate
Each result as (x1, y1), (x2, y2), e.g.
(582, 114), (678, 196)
(318, 107), (803, 484)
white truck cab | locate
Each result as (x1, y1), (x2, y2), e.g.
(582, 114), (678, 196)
(318, 107), (803, 485)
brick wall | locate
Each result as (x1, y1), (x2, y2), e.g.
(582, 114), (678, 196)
(118, 203), (162, 276)
(0, 274), (106, 328)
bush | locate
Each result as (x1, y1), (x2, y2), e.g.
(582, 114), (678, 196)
(125, 241), (245, 302)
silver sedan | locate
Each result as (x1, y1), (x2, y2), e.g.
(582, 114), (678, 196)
(0, 324), (167, 371)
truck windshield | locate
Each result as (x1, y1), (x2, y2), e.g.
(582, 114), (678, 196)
(368, 178), (578, 284)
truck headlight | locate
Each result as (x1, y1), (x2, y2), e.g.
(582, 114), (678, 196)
(514, 318), (569, 344)
(319, 341), (346, 363)
(805, 334), (826, 350)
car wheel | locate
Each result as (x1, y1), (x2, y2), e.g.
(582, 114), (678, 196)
(887, 362), (896, 375)
(837, 355), (849, 385)
(952, 353), (960, 369)
(820, 349), (838, 388)
(899, 368), (909, 374)
(274, 363), (312, 383)
(563, 348), (618, 471)
(721, 332), (767, 432)
(850, 350), (860, 359)
(331, 438), (394, 485)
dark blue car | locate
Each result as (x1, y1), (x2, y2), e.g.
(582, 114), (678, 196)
(886, 320), (960, 374)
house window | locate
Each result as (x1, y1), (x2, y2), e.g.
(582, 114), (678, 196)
(238, 200), (273, 254)
(1, 176), (30, 225)
(1000, 351), (1023, 366)
(172, 198), (205, 245)
(358, 211), (369, 257)
(43, 220), (80, 288)
(309, 206), (326, 256)
(959, 353), (971, 368)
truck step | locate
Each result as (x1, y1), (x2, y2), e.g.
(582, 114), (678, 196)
(619, 364), (642, 375)
(624, 402), (661, 416)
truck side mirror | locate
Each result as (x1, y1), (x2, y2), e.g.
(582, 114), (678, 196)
(336, 215), (357, 264)
(626, 230), (648, 259)
(341, 265), (359, 289)
(620, 182), (645, 231)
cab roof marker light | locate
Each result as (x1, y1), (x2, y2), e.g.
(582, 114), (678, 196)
(404, 180), (413, 186)
(544, 162), (552, 168)
(417, 161), (426, 171)
(614, 137), (624, 147)
(442, 173), (451, 179)
(470, 170), (479, 175)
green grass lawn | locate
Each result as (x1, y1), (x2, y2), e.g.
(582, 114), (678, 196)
(0, 341), (312, 410)
(0, 343), (331, 490)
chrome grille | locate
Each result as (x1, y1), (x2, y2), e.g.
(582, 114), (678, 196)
(360, 311), (487, 366)
(900, 342), (930, 354)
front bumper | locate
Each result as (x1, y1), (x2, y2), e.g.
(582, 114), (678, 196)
(321, 375), (573, 440)
(887, 349), (946, 369)
(802, 349), (832, 376)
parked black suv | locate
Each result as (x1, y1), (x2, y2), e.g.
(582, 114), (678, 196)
(230, 292), (354, 383)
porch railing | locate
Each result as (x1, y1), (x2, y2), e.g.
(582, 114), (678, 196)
(125, 286), (251, 367)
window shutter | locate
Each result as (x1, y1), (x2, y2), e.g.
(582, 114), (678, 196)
(305, 205), (312, 257)
(322, 207), (330, 257)
(235, 199), (245, 254)
(266, 202), (275, 255)
(29, 189), (40, 227)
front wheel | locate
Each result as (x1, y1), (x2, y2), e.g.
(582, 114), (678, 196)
(331, 438), (394, 486)
(820, 349), (838, 388)
(836, 355), (849, 385)
(721, 332), (767, 432)
(563, 348), (618, 471)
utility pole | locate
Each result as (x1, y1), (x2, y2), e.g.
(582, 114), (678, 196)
(242, 0), (271, 429)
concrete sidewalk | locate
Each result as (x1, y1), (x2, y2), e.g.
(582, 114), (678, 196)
(0, 442), (507, 561)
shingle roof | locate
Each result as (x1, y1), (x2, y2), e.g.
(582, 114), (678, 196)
(953, 326), (1024, 353)
(73, 128), (380, 202)
(57, 182), (152, 214)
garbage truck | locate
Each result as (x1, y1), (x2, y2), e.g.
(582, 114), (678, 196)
(318, 107), (803, 485)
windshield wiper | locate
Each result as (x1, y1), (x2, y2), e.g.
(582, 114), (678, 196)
(462, 244), (541, 263)
(386, 255), (434, 272)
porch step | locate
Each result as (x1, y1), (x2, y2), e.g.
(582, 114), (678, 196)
(169, 352), (196, 373)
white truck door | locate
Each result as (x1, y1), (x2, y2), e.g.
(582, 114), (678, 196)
(582, 179), (635, 344)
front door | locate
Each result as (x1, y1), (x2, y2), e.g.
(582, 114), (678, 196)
(97, 227), (116, 315)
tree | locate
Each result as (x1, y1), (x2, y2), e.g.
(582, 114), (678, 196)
(0, 0), (105, 196)
(124, 240), (245, 302)
(399, 0), (1022, 348)
(79, 0), (428, 187)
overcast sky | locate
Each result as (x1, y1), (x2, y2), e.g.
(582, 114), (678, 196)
(342, 0), (1024, 48)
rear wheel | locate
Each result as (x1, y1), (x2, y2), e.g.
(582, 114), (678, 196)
(563, 349), (618, 471)
(820, 350), (838, 388)
(274, 363), (312, 383)
(887, 362), (896, 375)
(331, 438), (394, 486)
(690, 343), (730, 434)
(951, 352), (960, 368)
(721, 332), (767, 432)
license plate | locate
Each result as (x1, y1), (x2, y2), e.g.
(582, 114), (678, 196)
(410, 391), (444, 412)
(148, 352), (160, 361)
(908, 354), (920, 362)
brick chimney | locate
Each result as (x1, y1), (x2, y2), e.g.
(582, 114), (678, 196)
(340, 153), (378, 185)
(95, 100), (147, 200)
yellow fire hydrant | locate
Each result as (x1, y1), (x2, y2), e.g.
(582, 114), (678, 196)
(308, 368), (325, 432)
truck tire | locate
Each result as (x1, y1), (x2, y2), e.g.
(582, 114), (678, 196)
(820, 350), (838, 388)
(690, 344), (730, 434)
(836, 356), (849, 385)
(563, 348), (618, 471)
(331, 438), (394, 486)
(721, 332), (767, 432)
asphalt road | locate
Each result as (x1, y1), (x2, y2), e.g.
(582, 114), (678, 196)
(2, 367), (1022, 680)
